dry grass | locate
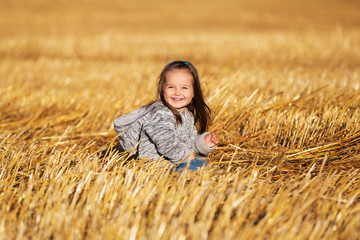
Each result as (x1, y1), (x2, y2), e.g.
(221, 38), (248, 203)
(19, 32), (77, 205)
(1, 0), (360, 239)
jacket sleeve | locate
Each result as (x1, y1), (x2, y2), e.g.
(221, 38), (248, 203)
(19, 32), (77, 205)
(143, 110), (193, 164)
(194, 132), (216, 155)
(187, 121), (215, 156)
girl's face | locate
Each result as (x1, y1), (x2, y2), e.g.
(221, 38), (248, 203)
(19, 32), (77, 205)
(163, 69), (194, 113)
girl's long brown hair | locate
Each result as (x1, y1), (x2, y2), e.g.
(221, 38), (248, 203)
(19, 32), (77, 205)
(157, 60), (211, 133)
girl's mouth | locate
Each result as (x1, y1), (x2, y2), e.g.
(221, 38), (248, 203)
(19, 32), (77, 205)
(172, 98), (184, 102)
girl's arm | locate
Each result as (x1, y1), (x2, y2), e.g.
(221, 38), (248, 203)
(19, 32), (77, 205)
(194, 132), (217, 155)
(143, 110), (195, 164)
(204, 132), (218, 147)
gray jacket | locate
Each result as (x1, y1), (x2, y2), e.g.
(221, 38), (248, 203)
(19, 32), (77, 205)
(113, 101), (214, 164)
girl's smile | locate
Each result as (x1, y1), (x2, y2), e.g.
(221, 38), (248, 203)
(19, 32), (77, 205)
(164, 69), (194, 113)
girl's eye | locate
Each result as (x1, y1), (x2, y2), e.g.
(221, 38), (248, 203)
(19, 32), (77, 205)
(183, 87), (188, 90)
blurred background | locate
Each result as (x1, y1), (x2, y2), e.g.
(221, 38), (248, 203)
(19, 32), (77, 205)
(1, 0), (359, 136)
(1, 0), (359, 35)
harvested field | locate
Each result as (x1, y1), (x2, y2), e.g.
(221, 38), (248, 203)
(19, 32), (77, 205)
(1, 0), (360, 239)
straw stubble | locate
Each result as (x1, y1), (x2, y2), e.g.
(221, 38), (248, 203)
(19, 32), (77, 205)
(1, 0), (360, 239)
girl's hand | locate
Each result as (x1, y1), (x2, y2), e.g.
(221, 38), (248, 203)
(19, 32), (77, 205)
(204, 132), (218, 148)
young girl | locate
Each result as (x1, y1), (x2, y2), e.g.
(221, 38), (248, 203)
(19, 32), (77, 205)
(113, 61), (218, 172)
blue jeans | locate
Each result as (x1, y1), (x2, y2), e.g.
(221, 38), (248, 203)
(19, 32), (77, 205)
(174, 156), (209, 173)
